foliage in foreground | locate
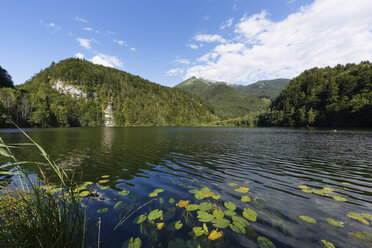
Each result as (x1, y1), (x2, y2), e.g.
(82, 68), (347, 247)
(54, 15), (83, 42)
(0, 128), (86, 248)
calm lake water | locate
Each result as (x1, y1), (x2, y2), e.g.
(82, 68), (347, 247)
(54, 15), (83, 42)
(1, 127), (372, 248)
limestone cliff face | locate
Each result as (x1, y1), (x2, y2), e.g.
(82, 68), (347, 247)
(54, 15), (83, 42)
(103, 103), (114, 127)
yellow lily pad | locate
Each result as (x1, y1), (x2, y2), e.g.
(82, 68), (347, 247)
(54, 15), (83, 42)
(243, 208), (257, 222)
(299, 215), (316, 223)
(208, 229), (223, 240)
(319, 240), (335, 248)
(333, 196), (347, 202)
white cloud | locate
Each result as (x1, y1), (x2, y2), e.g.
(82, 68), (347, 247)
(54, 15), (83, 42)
(220, 18), (234, 30)
(76, 38), (92, 49)
(166, 68), (184, 76)
(194, 34), (226, 43)
(83, 27), (93, 31)
(113, 39), (127, 46)
(183, 0), (372, 84)
(75, 16), (88, 23)
(90, 53), (123, 68)
(75, 53), (84, 59)
(107, 30), (116, 35)
(130, 47), (136, 52)
(174, 58), (190, 65)
(288, 0), (296, 4)
(187, 44), (199, 50)
(49, 23), (55, 27)
(39, 19), (61, 32)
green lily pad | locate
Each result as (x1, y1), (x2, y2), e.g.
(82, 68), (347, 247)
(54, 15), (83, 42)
(224, 209), (236, 217)
(323, 187), (334, 194)
(243, 208), (257, 222)
(326, 218), (344, 228)
(197, 211), (215, 222)
(257, 236), (276, 248)
(159, 197), (164, 204)
(348, 231), (372, 247)
(84, 181), (93, 185)
(230, 222), (246, 234)
(97, 208), (108, 213)
(153, 189), (164, 194)
(235, 187), (249, 193)
(224, 201), (236, 211)
(299, 215), (316, 223)
(312, 189), (324, 195)
(361, 213), (372, 220)
(192, 226), (208, 237)
(168, 198), (176, 204)
(114, 201), (124, 210)
(228, 183), (238, 186)
(199, 202), (213, 211)
(298, 185), (309, 190)
(319, 240), (335, 248)
(188, 189), (200, 194)
(148, 192), (158, 197)
(333, 196), (347, 202)
(347, 212), (370, 225)
(98, 179), (109, 184)
(185, 204), (199, 211)
(133, 214), (147, 224)
(79, 191), (89, 197)
(195, 191), (205, 200)
(241, 196), (251, 202)
(341, 182), (351, 185)
(122, 237), (142, 248)
(200, 187), (210, 194)
(212, 194), (221, 200)
(232, 216), (250, 227)
(212, 218), (230, 228)
(119, 190), (130, 196)
(101, 175), (110, 178)
(148, 209), (163, 221)
(175, 220), (183, 230)
(213, 209), (224, 219)
(178, 183), (188, 187)
(100, 186), (109, 190)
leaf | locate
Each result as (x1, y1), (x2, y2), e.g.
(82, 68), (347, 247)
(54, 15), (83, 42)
(101, 175), (110, 178)
(159, 197), (164, 204)
(323, 187), (334, 194)
(199, 202), (213, 211)
(243, 208), (257, 222)
(341, 182), (351, 185)
(188, 189), (200, 194)
(224, 209), (236, 217)
(333, 196), (347, 202)
(168, 198), (176, 204)
(361, 213), (372, 221)
(148, 209), (163, 221)
(79, 191), (89, 197)
(212, 218), (230, 228)
(298, 185), (309, 190)
(213, 209), (224, 219)
(185, 204), (199, 211)
(200, 187), (210, 194)
(257, 236), (276, 248)
(0, 148), (13, 158)
(133, 214), (147, 224)
(98, 179), (109, 184)
(121, 237), (142, 248)
(204, 192), (214, 198)
(97, 208), (108, 213)
(148, 192), (158, 197)
(326, 218), (344, 228)
(153, 189), (164, 194)
(163, 211), (175, 221)
(348, 231), (372, 247)
(175, 220), (183, 230)
(241, 196), (251, 202)
(302, 189), (313, 193)
(235, 187), (249, 193)
(347, 212), (370, 225)
(193, 227), (208, 237)
(119, 190), (130, 196)
(312, 189), (324, 195)
(156, 222), (165, 230)
(299, 215), (317, 223)
(228, 183), (237, 186)
(232, 216), (250, 227)
(208, 229), (223, 240)
(197, 211), (215, 222)
(195, 191), (205, 200)
(100, 186), (109, 190)
(319, 240), (335, 248)
(230, 223), (245, 234)
(224, 201), (236, 211)
(176, 200), (190, 208)
(212, 194), (221, 200)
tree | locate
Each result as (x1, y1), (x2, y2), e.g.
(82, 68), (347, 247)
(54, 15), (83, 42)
(0, 66), (14, 88)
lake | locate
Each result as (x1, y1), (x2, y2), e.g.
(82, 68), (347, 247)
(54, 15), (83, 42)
(1, 127), (372, 248)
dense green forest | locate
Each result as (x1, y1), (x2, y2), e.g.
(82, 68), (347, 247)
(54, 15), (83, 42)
(233, 79), (290, 100)
(0, 58), (218, 127)
(258, 61), (372, 127)
(175, 77), (271, 119)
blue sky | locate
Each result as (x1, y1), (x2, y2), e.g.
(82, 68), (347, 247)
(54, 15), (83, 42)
(1, 0), (371, 86)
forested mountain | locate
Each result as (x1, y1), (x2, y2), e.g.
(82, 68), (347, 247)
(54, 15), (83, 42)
(233, 78), (290, 100)
(175, 77), (270, 119)
(258, 61), (372, 127)
(0, 58), (218, 127)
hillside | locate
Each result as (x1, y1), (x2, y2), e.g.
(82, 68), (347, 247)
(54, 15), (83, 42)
(258, 61), (372, 127)
(0, 58), (218, 127)
(233, 78), (290, 100)
(175, 77), (270, 119)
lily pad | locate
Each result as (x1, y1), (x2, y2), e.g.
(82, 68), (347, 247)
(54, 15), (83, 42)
(186, 204), (199, 211)
(100, 186), (109, 190)
(235, 187), (249, 193)
(153, 189), (164, 194)
(347, 212), (370, 225)
(212, 218), (230, 228)
(199, 202), (213, 211)
(341, 182), (351, 185)
(195, 191), (205, 200)
(168, 198), (176, 204)
(148, 192), (158, 197)
(361, 213), (372, 220)
(98, 179), (109, 184)
(326, 218), (344, 228)
(175, 220), (183, 230)
(213, 209), (224, 219)
(230, 222), (246, 234)
(208, 229), (223, 240)
(224, 209), (236, 217)
(192, 226), (208, 237)
(302, 189), (313, 193)
(122, 237), (142, 248)
(212, 194), (221, 200)
(319, 240), (335, 248)
(114, 201), (124, 210)
(224, 201), (236, 211)
(101, 175), (110, 178)
(241, 196), (251, 202)
(133, 214), (147, 224)
(148, 209), (163, 221)
(333, 196), (347, 202)
(97, 208), (108, 213)
(119, 190), (130, 196)
(348, 231), (372, 247)
(200, 187), (210, 194)
(232, 216), (250, 227)
(188, 189), (199, 194)
(298, 185), (309, 190)
(257, 236), (276, 248)
(228, 183), (238, 186)
(299, 215), (316, 223)
(323, 187), (334, 194)
(197, 211), (215, 222)
(79, 191), (89, 197)
(176, 200), (190, 208)
(243, 208), (257, 222)
(312, 189), (324, 195)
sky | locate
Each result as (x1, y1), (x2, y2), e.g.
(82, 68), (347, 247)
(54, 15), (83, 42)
(0, 0), (371, 87)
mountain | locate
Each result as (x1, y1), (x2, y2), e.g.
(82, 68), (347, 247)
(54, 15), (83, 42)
(0, 58), (218, 127)
(258, 61), (372, 127)
(175, 77), (270, 119)
(233, 78), (290, 100)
